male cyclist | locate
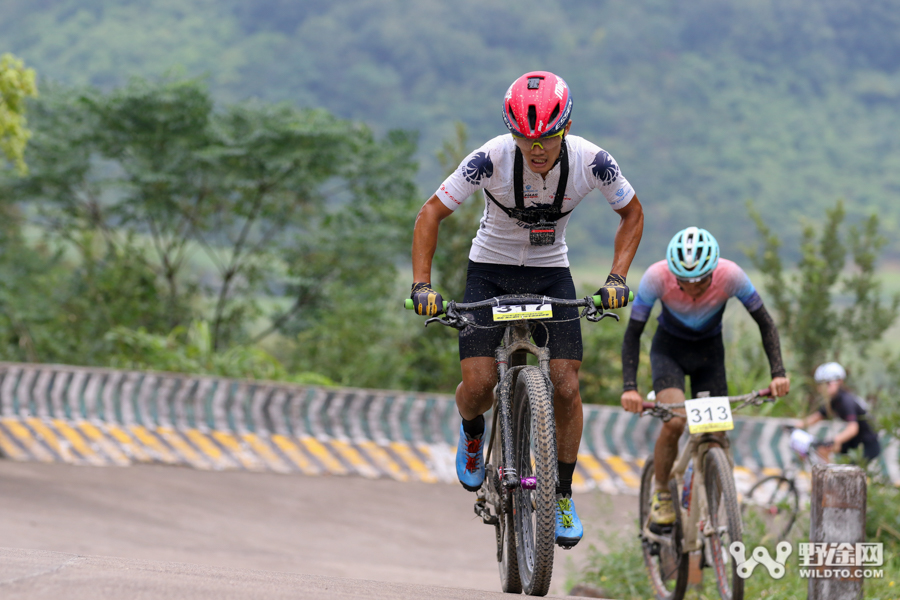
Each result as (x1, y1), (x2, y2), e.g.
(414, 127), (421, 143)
(411, 71), (644, 547)
(620, 227), (790, 531)
(797, 362), (881, 463)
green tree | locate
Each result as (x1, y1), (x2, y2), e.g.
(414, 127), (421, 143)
(2, 77), (419, 355)
(106, 319), (334, 385)
(747, 199), (900, 411)
(0, 53), (37, 174)
(431, 122), (483, 299)
(8, 1), (900, 258)
(394, 123), (483, 393)
(0, 76), (419, 373)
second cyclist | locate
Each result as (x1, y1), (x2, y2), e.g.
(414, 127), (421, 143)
(619, 226), (790, 531)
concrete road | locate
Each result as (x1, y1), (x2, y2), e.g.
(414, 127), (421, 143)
(0, 461), (637, 598)
(0, 548), (573, 600)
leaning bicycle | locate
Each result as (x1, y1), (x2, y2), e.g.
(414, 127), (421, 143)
(741, 424), (831, 541)
(639, 388), (776, 600)
(405, 293), (627, 596)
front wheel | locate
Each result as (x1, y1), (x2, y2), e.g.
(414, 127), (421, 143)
(742, 475), (799, 542)
(512, 367), (557, 596)
(492, 429), (522, 593)
(704, 447), (744, 600)
(639, 457), (688, 600)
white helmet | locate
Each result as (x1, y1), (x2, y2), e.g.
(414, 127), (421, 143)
(814, 362), (846, 383)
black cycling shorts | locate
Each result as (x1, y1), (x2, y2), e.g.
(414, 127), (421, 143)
(650, 327), (728, 397)
(841, 432), (882, 461)
(458, 260), (583, 361)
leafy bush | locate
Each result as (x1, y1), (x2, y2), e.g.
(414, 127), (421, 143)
(106, 320), (333, 384)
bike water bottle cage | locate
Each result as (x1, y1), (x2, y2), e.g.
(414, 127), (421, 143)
(483, 142), (571, 246)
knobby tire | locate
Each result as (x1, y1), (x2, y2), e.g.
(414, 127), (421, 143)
(493, 427), (522, 593)
(704, 446), (744, 600)
(512, 367), (556, 596)
(639, 457), (688, 600)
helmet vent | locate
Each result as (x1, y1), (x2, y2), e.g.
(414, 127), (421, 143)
(527, 105), (537, 132)
(666, 226), (719, 279)
(548, 102), (560, 125)
(527, 77), (543, 90)
(508, 106), (518, 128)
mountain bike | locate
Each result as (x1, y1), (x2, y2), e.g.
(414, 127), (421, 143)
(639, 388), (776, 600)
(741, 424), (831, 541)
(405, 292), (628, 596)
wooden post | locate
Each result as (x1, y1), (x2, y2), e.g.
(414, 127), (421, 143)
(808, 464), (866, 600)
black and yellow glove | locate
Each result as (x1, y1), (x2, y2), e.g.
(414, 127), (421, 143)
(411, 282), (444, 316)
(595, 273), (630, 310)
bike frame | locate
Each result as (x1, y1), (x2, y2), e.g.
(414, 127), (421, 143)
(417, 293), (620, 592)
(477, 319), (553, 534)
(644, 432), (734, 554)
(491, 321), (552, 490)
(421, 293), (613, 496)
(641, 390), (771, 556)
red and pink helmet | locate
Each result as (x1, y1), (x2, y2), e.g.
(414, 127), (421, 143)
(502, 71), (573, 139)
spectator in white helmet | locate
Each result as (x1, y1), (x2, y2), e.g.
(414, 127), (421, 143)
(797, 362), (881, 462)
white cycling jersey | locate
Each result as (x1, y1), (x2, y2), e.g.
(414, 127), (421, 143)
(435, 134), (634, 268)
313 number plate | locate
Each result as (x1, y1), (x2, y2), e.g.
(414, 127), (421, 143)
(491, 304), (553, 321)
(684, 396), (734, 433)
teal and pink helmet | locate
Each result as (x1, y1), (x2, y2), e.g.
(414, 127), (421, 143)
(502, 71), (573, 139)
(666, 227), (719, 281)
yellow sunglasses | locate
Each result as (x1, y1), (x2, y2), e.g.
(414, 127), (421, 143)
(512, 128), (565, 150)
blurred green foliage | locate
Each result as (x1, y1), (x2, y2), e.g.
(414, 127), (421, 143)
(106, 320), (334, 385)
(748, 200), (900, 415)
(0, 76), (420, 378)
(0, 53), (37, 174)
(3, 0), (900, 262)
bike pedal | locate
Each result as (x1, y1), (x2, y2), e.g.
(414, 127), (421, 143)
(473, 500), (499, 526)
(556, 538), (580, 550)
(648, 522), (674, 535)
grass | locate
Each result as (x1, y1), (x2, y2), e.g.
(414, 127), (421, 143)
(574, 486), (900, 600)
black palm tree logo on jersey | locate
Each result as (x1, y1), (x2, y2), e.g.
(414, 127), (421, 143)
(590, 150), (619, 184)
(464, 152), (494, 184)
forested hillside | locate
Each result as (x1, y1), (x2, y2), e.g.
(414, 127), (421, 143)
(2, 0), (900, 262)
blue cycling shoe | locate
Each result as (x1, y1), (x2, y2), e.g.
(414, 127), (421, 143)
(455, 423), (485, 492)
(555, 494), (583, 549)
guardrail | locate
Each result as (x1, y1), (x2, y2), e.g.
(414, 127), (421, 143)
(0, 362), (896, 493)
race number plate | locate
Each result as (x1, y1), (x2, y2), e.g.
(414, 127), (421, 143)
(491, 304), (553, 321)
(685, 396), (734, 433)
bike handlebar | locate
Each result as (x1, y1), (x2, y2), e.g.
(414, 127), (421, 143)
(403, 291), (634, 311)
(640, 387), (774, 414)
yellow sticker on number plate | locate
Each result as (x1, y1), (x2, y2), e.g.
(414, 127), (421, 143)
(685, 397), (734, 433)
(491, 304), (553, 321)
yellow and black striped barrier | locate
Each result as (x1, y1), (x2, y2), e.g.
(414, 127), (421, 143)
(0, 363), (896, 493)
